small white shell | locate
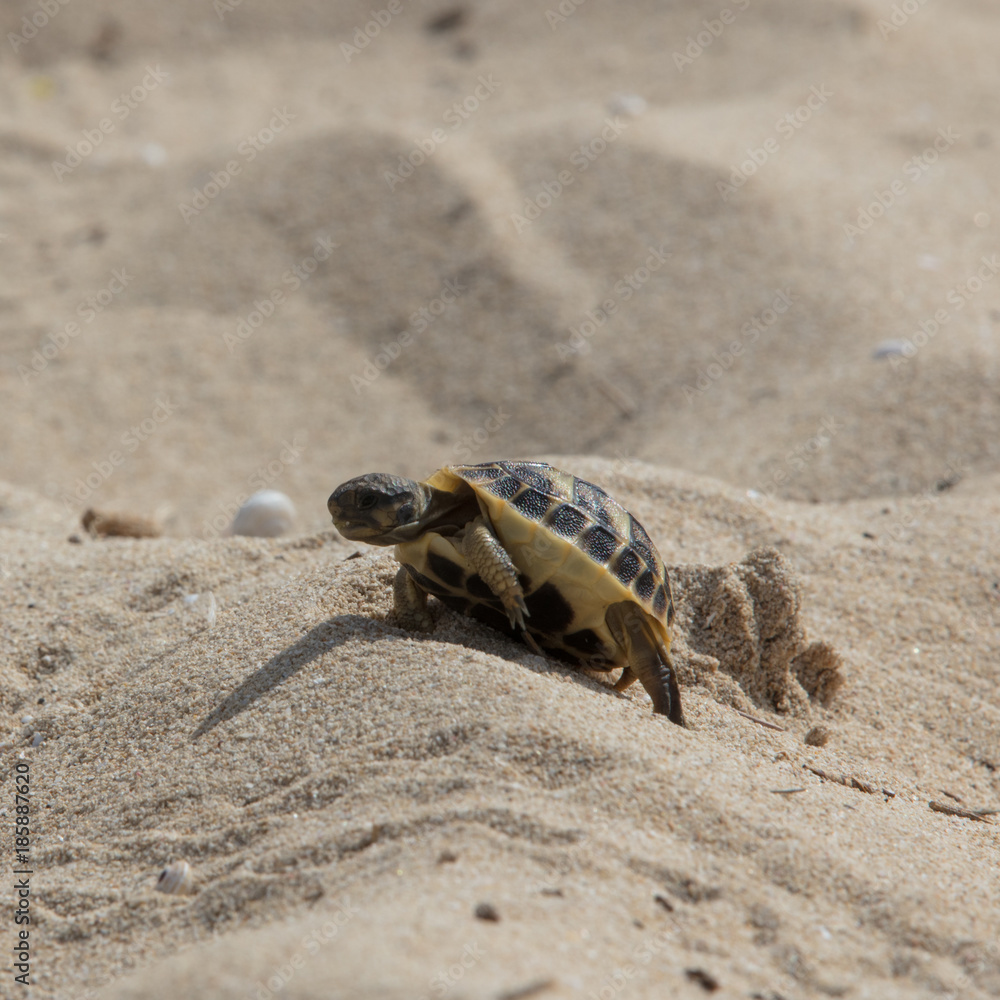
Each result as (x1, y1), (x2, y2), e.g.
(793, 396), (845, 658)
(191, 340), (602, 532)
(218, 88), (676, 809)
(155, 860), (194, 895)
(230, 490), (296, 538)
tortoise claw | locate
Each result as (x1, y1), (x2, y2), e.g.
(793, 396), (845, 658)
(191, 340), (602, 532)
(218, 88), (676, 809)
(521, 629), (544, 656)
(505, 593), (531, 632)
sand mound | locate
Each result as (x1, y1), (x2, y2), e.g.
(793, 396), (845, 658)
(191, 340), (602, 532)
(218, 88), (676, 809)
(673, 548), (844, 716)
(2, 458), (998, 999)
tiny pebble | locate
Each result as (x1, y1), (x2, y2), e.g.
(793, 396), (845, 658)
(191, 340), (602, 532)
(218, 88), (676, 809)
(872, 339), (913, 359)
(685, 968), (720, 992)
(609, 92), (647, 118)
(30, 733), (43, 747)
(141, 142), (168, 167)
(804, 725), (832, 747)
(475, 901), (500, 921)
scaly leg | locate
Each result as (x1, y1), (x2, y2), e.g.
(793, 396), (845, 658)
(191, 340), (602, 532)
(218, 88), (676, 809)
(461, 517), (531, 633)
(606, 602), (684, 725)
(614, 665), (637, 692)
(392, 566), (433, 631)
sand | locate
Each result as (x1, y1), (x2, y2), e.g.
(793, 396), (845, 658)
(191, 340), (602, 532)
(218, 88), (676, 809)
(1, 0), (999, 997)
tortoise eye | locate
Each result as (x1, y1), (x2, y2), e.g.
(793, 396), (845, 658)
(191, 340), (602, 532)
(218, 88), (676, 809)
(357, 493), (378, 510)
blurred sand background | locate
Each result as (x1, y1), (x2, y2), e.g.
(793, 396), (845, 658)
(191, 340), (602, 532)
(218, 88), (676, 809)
(1, 0), (1000, 997)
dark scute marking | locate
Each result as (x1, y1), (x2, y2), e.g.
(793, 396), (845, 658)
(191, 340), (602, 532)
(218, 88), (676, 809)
(427, 551), (465, 589)
(653, 584), (668, 619)
(511, 487), (551, 521)
(485, 475), (521, 500)
(436, 594), (472, 615)
(505, 462), (556, 494)
(404, 565), (450, 599)
(524, 582), (574, 634)
(612, 548), (641, 585)
(664, 575), (674, 624)
(628, 515), (656, 565)
(562, 628), (603, 655)
(465, 573), (495, 600)
(548, 503), (587, 538)
(468, 602), (517, 636)
(573, 478), (617, 527)
(635, 570), (657, 601)
(455, 464), (495, 482)
(582, 525), (618, 565)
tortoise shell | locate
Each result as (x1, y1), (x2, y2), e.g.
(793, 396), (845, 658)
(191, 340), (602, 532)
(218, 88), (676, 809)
(394, 461), (673, 671)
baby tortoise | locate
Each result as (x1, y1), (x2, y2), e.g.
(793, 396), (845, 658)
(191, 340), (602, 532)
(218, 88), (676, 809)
(328, 461), (683, 724)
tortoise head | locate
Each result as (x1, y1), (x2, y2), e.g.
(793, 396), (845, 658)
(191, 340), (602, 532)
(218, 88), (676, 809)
(327, 473), (432, 545)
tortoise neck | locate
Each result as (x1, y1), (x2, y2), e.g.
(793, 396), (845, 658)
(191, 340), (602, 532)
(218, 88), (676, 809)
(418, 482), (481, 537)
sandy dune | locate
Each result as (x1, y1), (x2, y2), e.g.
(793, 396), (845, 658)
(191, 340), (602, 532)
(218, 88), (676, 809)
(1, 1), (999, 997)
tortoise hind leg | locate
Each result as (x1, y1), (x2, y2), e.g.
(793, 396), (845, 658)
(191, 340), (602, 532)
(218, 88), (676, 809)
(613, 665), (637, 692)
(606, 602), (684, 725)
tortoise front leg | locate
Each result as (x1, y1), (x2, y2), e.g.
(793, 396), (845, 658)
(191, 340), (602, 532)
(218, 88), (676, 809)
(461, 517), (532, 633)
(392, 566), (434, 631)
(606, 602), (684, 725)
